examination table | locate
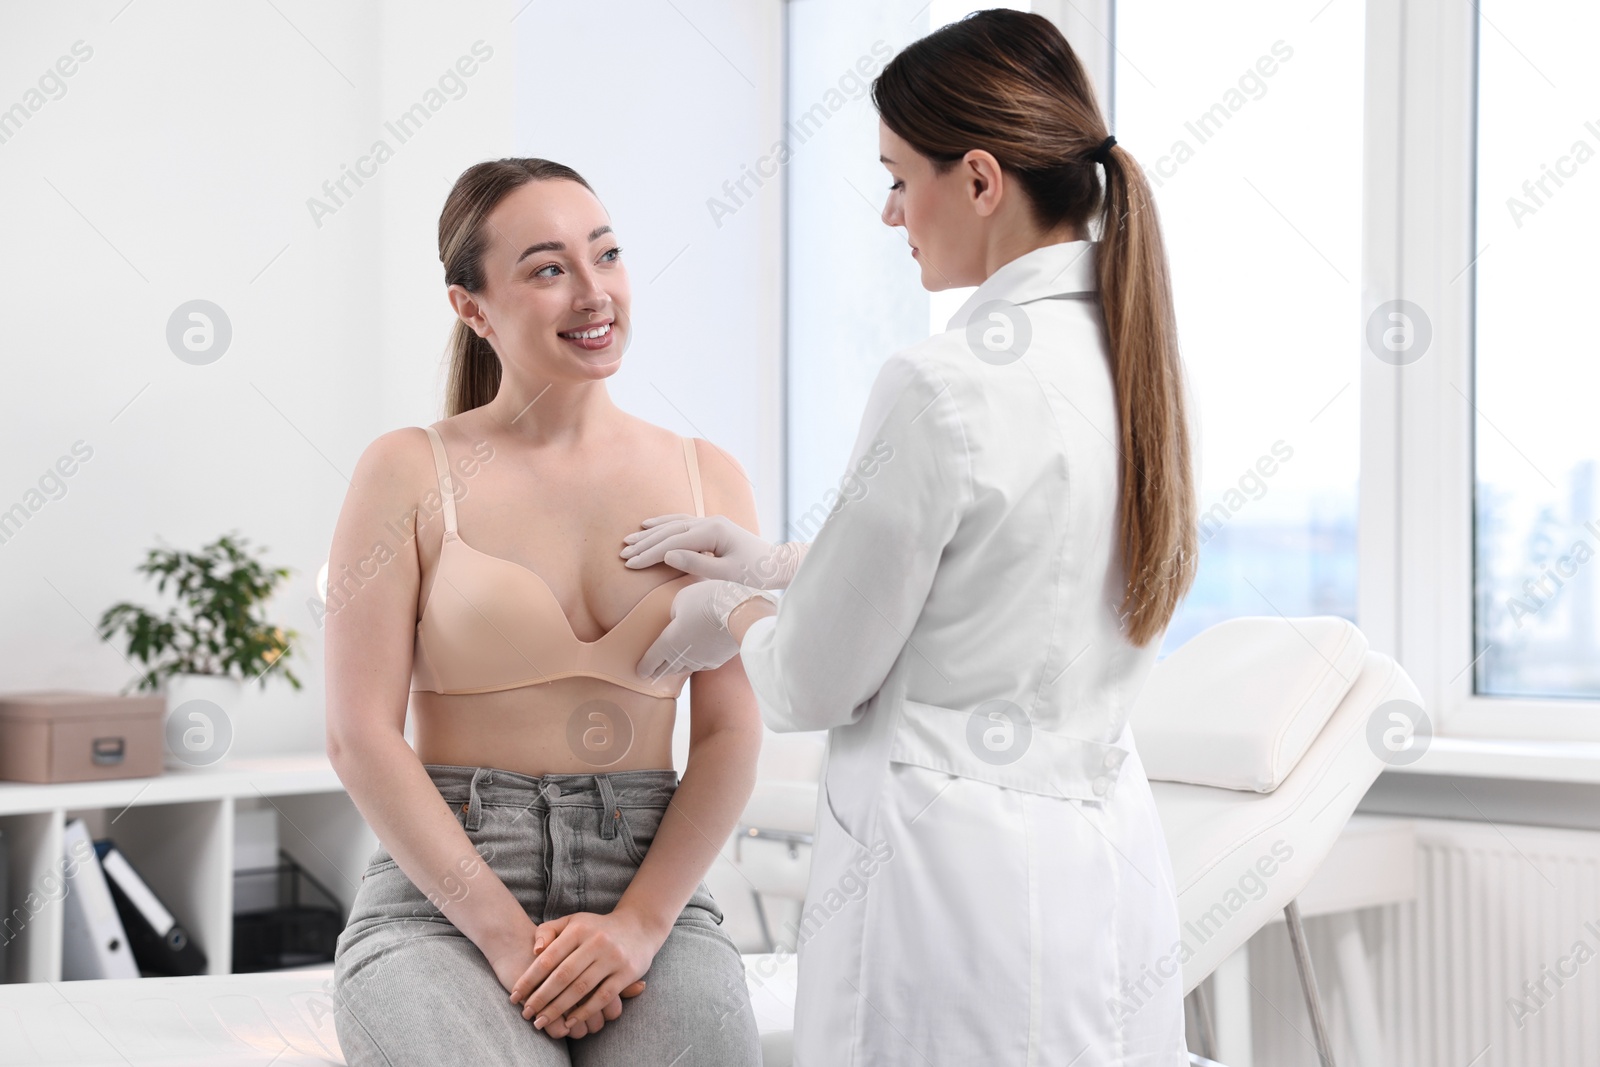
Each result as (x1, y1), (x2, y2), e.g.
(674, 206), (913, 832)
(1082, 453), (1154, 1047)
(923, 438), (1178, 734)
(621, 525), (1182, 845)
(0, 952), (799, 1065)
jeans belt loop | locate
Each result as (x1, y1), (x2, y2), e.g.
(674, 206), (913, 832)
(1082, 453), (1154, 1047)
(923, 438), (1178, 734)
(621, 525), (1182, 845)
(464, 766), (489, 831)
(595, 774), (619, 840)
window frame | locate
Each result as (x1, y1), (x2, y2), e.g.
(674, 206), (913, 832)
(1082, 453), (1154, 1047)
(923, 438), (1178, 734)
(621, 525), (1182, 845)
(1088, 0), (1600, 739)
(1383, 0), (1600, 739)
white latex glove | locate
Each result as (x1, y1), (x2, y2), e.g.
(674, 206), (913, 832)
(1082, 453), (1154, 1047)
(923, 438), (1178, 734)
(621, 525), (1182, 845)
(635, 580), (776, 683)
(620, 514), (809, 590)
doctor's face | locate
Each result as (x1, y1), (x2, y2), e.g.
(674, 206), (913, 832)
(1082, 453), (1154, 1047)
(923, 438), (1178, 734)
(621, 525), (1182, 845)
(448, 178), (632, 383)
(878, 119), (986, 291)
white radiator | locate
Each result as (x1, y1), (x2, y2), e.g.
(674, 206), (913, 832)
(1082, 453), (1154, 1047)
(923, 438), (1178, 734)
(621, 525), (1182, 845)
(1246, 816), (1600, 1067)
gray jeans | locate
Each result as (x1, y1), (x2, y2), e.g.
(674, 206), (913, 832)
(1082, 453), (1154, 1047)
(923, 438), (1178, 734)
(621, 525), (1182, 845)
(332, 763), (761, 1066)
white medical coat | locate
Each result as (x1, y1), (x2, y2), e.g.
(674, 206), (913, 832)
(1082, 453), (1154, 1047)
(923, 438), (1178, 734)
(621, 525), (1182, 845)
(740, 240), (1189, 1065)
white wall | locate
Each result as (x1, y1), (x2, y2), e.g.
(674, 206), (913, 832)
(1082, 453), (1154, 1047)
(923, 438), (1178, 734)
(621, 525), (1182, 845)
(0, 0), (783, 756)
(510, 0), (784, 532)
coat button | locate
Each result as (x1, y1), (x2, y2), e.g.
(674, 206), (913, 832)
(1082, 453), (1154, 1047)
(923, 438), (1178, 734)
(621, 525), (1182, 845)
(1103, 752), (1120, 769)
(1092, 777), (1109, 796)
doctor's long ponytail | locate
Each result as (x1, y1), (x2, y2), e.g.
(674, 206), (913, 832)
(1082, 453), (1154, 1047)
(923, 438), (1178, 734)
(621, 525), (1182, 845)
(1093, 136), (1198, 646)
(873, 9), (1197, 646)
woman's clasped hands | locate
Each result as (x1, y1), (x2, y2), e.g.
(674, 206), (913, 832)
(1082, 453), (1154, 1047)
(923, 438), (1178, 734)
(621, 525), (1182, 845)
(507, 906), (662, 1039)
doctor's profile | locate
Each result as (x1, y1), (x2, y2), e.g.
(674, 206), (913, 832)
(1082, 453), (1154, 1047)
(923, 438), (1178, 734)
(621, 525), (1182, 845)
(626, 9), (1198, 1065)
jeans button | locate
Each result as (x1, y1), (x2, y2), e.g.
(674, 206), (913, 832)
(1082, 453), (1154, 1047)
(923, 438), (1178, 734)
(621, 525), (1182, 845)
(544, 782), (562, 799)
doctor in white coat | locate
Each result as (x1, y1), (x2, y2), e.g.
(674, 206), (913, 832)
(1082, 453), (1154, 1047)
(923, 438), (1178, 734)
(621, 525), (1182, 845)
(630, 11), (1197, 1065)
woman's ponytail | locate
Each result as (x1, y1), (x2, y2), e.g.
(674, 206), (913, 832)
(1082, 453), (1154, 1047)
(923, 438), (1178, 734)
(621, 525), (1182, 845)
(443, 320), (501, 418)
(1094, 145), (1198, 644)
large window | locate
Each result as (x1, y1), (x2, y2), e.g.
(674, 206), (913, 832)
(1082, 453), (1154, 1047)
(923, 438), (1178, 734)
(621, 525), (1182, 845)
(785, 1), (1600, 738)
(1114, 0), (1366, 652)
(1471, 0), (1600, 699)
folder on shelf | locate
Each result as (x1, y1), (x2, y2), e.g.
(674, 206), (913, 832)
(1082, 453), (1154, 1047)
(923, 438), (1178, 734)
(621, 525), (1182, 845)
(93, 839), (208, 977)
(1, 827), (9, 971)
(60, 818), (140, 980)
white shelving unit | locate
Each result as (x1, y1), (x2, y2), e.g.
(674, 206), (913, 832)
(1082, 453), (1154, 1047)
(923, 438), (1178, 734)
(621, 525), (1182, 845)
(0, 752), (373, 984)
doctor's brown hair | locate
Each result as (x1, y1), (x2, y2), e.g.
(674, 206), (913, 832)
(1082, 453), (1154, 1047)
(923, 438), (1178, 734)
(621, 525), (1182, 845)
(872, 9), (1198, 646)
(437, 158), (596, 417)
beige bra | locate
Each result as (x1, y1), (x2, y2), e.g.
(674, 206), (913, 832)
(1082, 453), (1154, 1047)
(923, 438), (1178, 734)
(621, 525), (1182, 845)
(410, 425), (704, 699)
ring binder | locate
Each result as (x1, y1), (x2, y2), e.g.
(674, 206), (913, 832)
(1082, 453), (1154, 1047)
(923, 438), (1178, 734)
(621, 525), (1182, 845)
(93, 839), (207, 977)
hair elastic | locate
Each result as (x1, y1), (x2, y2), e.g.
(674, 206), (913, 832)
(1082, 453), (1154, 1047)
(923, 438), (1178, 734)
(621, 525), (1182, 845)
(1091, 135), (1117, 165)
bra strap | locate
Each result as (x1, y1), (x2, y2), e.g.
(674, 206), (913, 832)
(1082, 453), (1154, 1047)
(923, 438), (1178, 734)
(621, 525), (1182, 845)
(681, 437), (704, 518)
(422, 425), (458, 535)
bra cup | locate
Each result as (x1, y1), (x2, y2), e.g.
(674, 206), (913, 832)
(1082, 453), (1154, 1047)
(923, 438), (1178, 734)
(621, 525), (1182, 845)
(414, 542), (700, 697)
(418, 563), (558, 690)
(410, 424), (705, 701)
(410, 629), (443, 692)
(579, 574), (700, 685)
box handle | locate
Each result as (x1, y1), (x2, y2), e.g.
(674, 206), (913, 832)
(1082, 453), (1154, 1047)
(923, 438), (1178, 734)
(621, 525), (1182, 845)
(92, 736), (126, 765)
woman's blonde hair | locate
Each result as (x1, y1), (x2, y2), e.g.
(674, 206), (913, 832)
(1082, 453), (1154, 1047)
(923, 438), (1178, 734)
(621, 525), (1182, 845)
(871, 10), (1198, 646)
(437, 158), (595, 417)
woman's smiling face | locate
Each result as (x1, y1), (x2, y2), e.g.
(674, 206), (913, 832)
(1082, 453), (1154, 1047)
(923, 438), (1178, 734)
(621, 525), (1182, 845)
(451, 178), (632, 382)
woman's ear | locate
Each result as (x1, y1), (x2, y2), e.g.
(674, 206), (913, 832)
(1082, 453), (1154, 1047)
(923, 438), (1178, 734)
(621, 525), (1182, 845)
(448, 284), (491, 339)
(962, 149), (1005, 218)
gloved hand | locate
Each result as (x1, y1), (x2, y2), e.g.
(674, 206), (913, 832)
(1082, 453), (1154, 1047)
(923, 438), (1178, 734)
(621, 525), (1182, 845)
(620, 514), (809, 590)
(635, 579), (776, 684)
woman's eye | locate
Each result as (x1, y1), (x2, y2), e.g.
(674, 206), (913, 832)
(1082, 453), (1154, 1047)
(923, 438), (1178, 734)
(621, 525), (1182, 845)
(534, 263), (561, 278)
(889, 180), (904, 191)
(601, 247), (622, 263)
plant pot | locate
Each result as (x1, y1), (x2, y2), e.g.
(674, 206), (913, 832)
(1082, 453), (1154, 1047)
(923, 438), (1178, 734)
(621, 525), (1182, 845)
(163, 673), (242, 770)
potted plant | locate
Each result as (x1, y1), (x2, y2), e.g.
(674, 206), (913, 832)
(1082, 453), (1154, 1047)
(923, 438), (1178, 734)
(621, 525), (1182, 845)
(97, 532), (301, 768)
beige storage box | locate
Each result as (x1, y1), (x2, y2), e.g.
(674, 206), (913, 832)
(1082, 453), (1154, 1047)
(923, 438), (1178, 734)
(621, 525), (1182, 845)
(0, 690), (165, 784)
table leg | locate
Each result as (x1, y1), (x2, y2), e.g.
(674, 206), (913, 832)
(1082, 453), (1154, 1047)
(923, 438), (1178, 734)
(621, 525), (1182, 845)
(1212, 942), (1254, 1067)
(1328, 911), (1385, 1067)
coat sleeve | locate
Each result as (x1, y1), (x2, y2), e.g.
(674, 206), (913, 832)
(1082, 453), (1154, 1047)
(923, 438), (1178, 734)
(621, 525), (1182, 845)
(740, 350), (971, 732)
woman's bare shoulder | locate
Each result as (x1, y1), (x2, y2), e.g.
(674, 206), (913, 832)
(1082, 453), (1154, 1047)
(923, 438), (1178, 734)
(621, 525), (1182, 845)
(338, 425), (445, 539)
(365, 415), (491, 473)
(618, 413), (759, 528)
(352, 424), (438, 487)
(689, 436), (759, 531)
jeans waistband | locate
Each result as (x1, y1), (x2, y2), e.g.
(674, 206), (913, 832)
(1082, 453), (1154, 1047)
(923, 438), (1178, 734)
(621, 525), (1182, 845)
(422, 763), (679, 836)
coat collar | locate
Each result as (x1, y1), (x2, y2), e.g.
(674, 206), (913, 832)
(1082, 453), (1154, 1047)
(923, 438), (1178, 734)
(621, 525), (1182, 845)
(945, 239), (1099, 333)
